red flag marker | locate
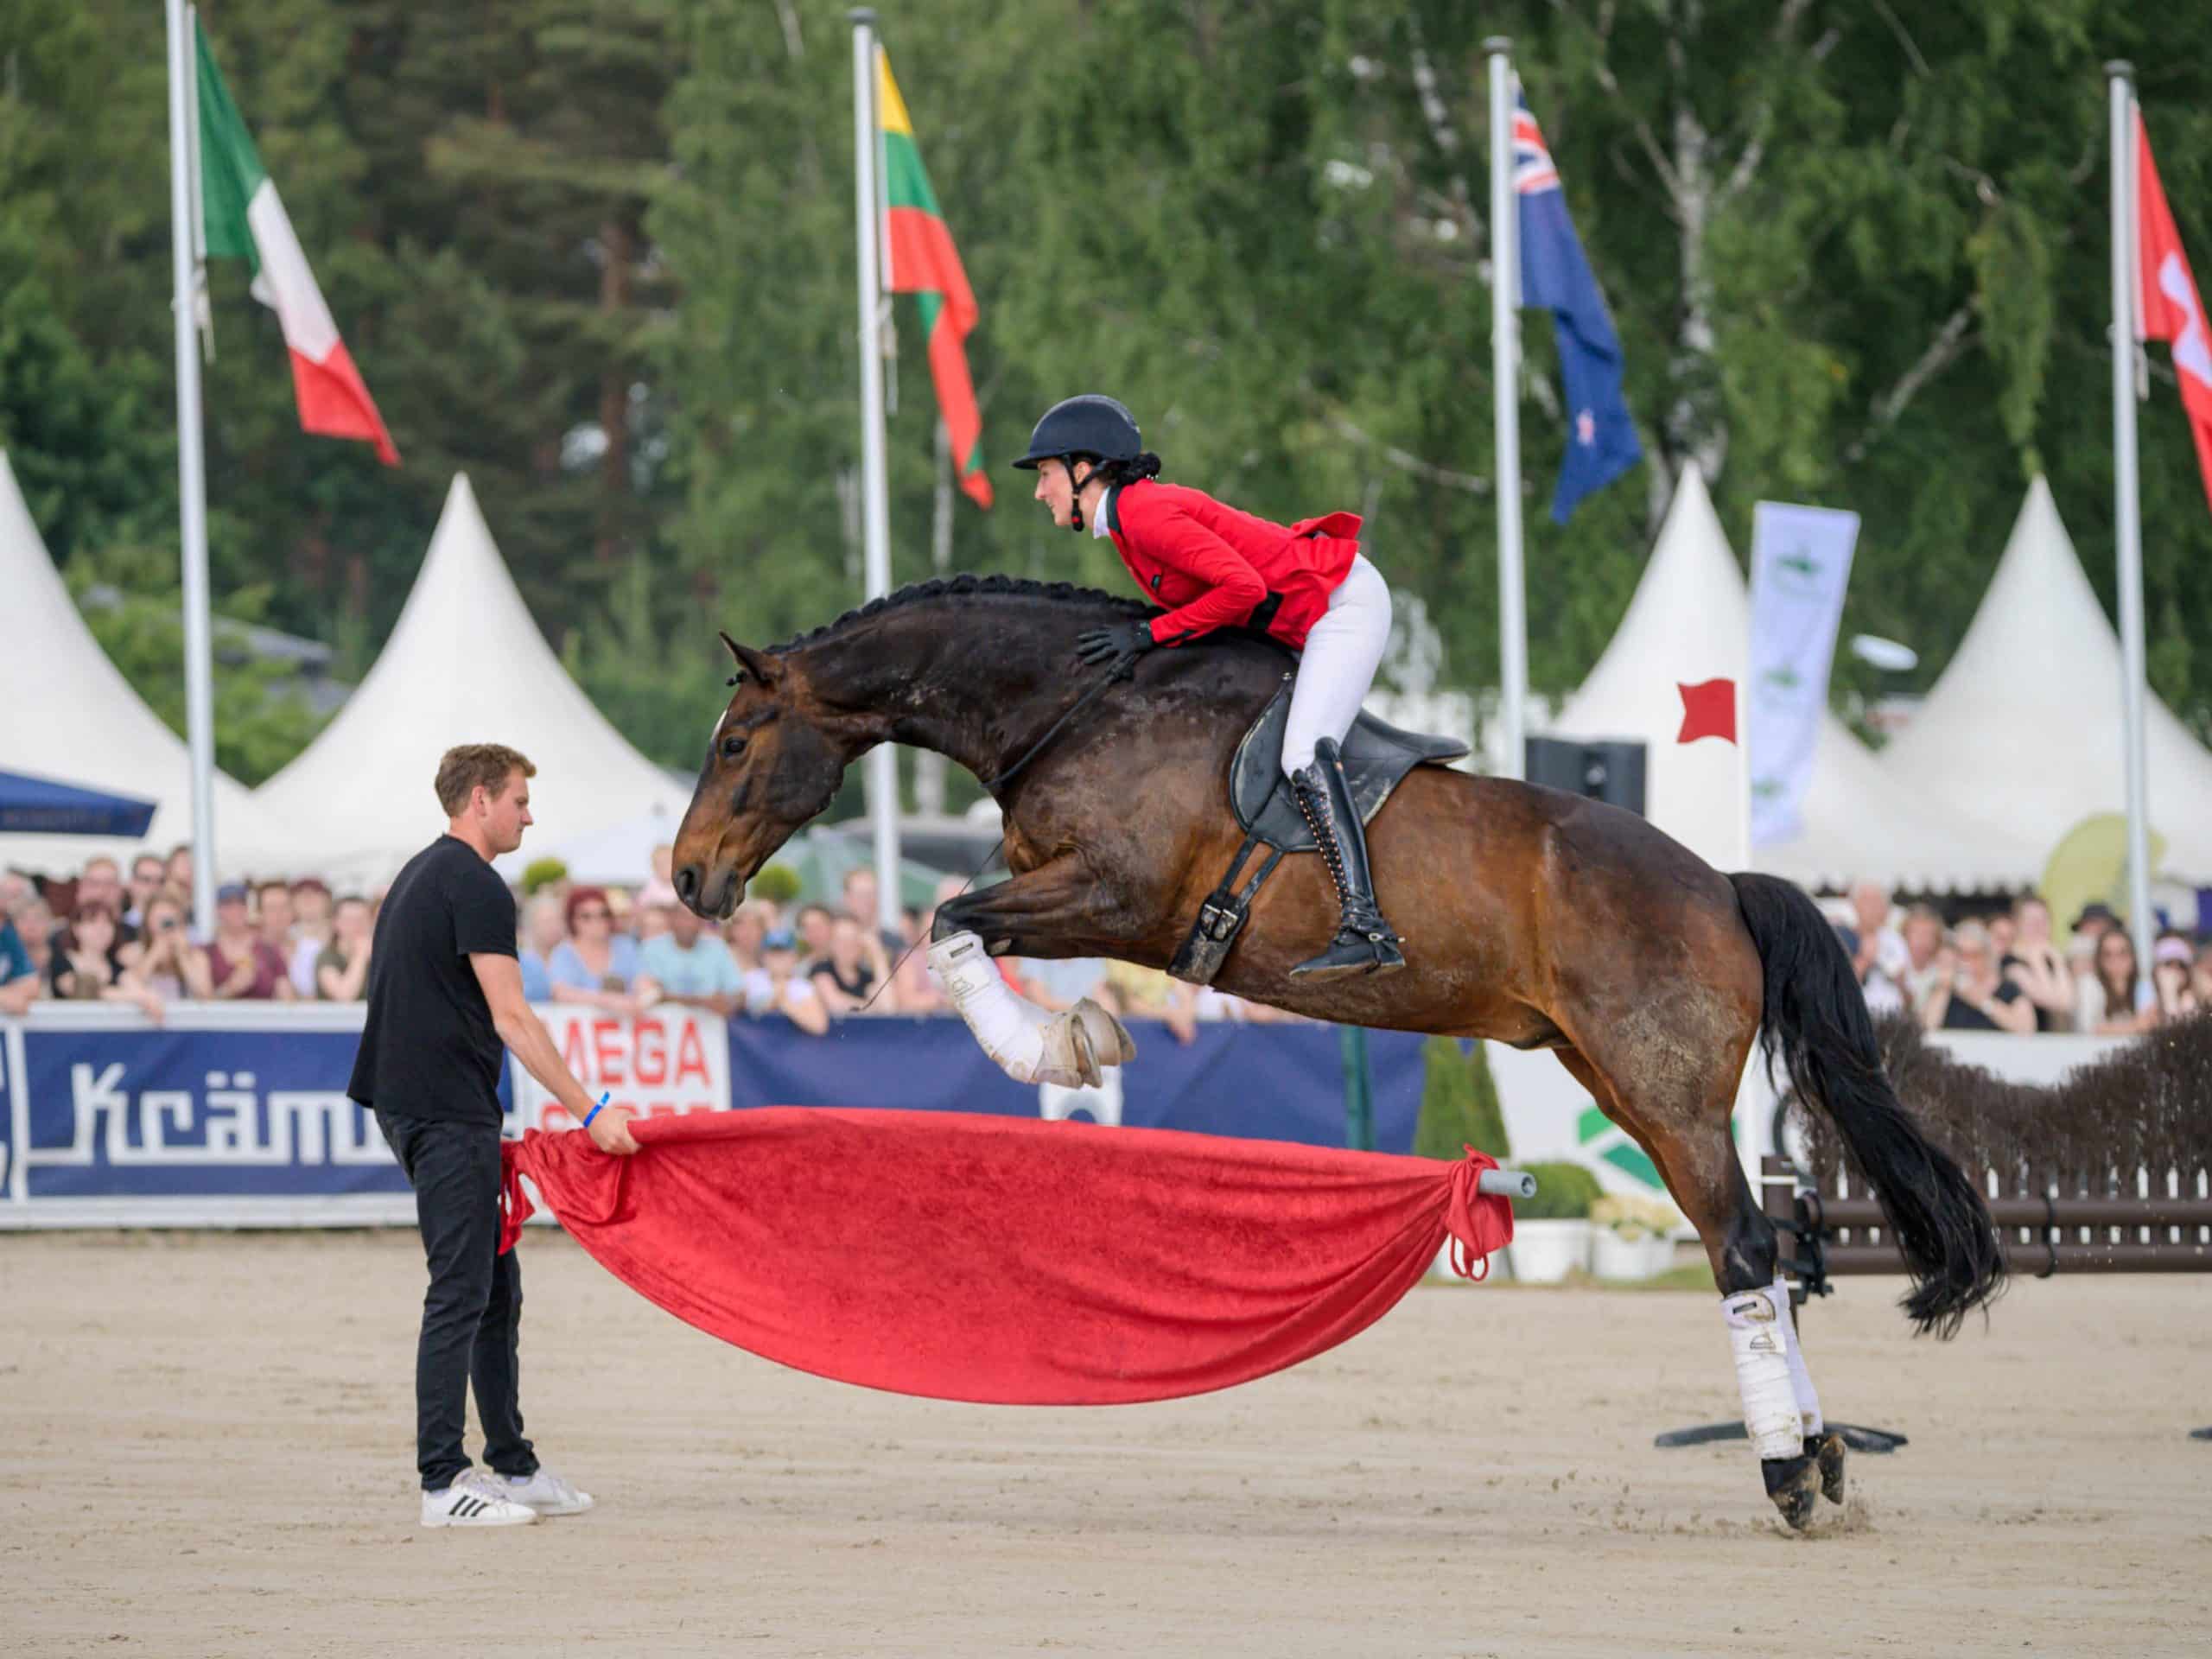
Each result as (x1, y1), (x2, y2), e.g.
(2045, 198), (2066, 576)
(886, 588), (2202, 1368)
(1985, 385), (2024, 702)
(1676, 677), (1737, 745)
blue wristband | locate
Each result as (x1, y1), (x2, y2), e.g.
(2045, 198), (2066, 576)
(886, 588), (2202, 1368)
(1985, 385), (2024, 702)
(582, 1091), (609, 1129)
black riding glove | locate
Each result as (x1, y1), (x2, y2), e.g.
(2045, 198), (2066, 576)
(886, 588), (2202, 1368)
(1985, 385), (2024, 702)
(1076, 621), (1157, 677)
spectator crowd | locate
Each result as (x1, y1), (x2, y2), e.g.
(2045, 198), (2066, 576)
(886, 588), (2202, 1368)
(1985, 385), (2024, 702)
(11, 844), (2184, 1044)
(1835, 881), (2209, 1036)
(0, 843), (1298, 1042)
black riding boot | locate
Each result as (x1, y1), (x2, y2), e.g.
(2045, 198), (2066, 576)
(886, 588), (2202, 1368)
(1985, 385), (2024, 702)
(1288, 736), (1405, 978)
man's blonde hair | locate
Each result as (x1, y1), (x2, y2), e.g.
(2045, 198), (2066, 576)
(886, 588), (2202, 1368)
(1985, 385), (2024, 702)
(435, 744), (536, 817)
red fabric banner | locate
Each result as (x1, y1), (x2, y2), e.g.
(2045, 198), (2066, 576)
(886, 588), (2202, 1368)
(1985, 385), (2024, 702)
(500, 1108), (1512, 1407)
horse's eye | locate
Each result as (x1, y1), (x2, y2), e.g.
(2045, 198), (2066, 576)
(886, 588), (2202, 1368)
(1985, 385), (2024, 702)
(720, 734), (748, 761)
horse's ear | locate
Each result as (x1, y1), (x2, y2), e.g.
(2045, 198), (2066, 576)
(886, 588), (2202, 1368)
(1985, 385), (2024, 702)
(719, 631), (782, 689)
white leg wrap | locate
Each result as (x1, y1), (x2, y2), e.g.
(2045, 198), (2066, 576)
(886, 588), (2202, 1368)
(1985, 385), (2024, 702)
(1721, 1281), (1805, 1460)
(927, 931), (1099, 1090)
(1777, 1274), (1825, 1438)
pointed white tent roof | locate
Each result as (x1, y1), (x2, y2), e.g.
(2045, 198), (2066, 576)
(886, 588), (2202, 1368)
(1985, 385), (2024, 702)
(1546, 464), (2042, 890)
(1878, 476), (2212, 882)
(0, 453), (285, 877)
(254, 474), (690, 887)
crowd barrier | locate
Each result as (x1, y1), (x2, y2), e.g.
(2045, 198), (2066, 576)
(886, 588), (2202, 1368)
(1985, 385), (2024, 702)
(0, 1003), (1428, 1229)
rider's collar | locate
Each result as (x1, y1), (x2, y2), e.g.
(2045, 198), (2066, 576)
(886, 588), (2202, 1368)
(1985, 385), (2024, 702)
(1090, 485), (1115, 541)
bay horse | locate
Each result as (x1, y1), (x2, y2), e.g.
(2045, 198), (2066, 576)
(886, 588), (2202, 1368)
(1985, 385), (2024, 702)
(671, 574), (2005, 1529)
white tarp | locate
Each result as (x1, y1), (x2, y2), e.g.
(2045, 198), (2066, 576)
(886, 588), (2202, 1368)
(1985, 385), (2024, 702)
(253, 474), (690, 889)
(0, 451), (284, 878)
(1878, 477), (2212, 883)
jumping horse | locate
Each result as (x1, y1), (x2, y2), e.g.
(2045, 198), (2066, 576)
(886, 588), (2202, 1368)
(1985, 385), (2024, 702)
(671, 575), (2006, 1529)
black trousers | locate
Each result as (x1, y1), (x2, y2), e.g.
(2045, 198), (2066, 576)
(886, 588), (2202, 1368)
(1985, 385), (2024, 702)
(378, 1111), (538, 1492)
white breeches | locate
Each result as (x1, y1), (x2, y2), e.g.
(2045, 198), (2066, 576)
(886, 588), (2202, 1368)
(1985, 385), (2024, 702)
(1281, 555), (1392, 778)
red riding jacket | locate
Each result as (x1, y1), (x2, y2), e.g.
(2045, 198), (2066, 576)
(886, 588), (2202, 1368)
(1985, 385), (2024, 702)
(1103, 480), (1363, 651)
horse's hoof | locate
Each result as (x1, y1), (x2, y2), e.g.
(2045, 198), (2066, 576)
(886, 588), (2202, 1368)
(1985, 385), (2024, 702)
(1071, 997), (1137, 1067)
(1807, 1432), (1847, 1505)
(1762, 1452), (1821, 1531)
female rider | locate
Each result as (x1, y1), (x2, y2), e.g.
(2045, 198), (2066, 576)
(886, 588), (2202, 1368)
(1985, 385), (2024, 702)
(1013, 393), (1402, 979)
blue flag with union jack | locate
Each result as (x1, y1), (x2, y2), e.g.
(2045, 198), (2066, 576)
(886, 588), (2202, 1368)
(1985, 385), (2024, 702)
(1515, 84), (1641, 523)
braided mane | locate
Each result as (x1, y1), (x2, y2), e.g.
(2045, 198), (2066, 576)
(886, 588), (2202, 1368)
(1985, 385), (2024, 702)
(770, 573), (1157, 653)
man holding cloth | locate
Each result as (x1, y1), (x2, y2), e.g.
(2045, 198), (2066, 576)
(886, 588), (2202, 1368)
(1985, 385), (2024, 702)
(350, 743), (640, 1529)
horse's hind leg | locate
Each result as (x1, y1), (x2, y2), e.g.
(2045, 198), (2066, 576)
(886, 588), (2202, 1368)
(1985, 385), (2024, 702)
(1555, 1043), (1839, 1529)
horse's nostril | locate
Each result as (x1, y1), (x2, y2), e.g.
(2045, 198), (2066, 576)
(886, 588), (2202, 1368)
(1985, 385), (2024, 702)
(674, 865), (700, 906)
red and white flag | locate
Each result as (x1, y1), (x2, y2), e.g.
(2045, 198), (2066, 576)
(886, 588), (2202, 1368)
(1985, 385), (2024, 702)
(2135, 105), (2212, 515)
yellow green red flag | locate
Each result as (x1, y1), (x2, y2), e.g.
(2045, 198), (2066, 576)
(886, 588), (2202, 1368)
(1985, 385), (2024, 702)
(877, 48), (990, 508)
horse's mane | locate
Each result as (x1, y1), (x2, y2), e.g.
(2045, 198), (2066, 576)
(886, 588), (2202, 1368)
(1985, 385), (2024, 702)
(770, 573), (1158, 653)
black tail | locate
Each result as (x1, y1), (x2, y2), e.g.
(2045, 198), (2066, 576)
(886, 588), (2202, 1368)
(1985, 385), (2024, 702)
(1730, 873), (2006, 1336)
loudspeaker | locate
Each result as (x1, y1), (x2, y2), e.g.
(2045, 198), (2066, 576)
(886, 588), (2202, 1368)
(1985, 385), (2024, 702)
(1524, 736), (1647, 816)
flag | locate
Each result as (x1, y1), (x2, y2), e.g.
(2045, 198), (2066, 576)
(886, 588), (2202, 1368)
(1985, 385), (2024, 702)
(2135, 105), (2212, 518)
(877, 48), (989, 508)
(1514, 84), (1640, 523)
(196, 18), (397, 466)
(1746, 504), (1859, 846)
(1676, 678), (1737, 745)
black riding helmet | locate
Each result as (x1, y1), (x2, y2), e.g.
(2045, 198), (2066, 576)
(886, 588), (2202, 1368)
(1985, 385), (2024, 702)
(1011, 394), (1144, 471)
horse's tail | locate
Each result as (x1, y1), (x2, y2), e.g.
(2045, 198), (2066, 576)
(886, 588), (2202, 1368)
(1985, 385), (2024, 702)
(1729, 872), (2005, 1337)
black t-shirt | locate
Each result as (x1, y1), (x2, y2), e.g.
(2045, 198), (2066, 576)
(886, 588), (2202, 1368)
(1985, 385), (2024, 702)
(347, 836), (518, 1125)
(808, 957), (875, 1001)
(1940, 976), (2024, 1033)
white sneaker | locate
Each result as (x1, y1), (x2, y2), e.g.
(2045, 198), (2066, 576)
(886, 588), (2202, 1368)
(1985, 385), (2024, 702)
(502, 1467), (594, 1517)
(421, 1469), (540, 1529)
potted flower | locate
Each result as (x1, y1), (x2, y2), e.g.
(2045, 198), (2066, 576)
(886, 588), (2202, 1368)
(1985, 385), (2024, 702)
(1504, 1160), (1603, 1283)
(1588, 1192), (1686, 1281)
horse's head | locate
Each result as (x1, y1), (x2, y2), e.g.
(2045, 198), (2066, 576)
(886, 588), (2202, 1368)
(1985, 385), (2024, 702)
(672, 633), (851, 919)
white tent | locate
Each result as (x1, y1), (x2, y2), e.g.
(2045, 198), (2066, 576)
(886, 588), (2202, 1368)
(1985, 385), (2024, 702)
(1878, 476), (2212, 883)
(254, 474), (690, 888)
(1545, 463), (2042, 890)
(0, 452), (284, 878)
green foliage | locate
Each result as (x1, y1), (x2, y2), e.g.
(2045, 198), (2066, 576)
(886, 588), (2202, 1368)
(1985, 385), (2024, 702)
(7, 0), (2212, 779)
(1413, 1036), (1512, 1162)
(520, 857), (569, 896)
(63, 539), (327, 785)
(1514, 1160), (1604, 1222)
(747, 863), (803, 906)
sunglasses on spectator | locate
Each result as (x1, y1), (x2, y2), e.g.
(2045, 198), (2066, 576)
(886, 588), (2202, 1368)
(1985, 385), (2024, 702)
(576, 908), (611, 920)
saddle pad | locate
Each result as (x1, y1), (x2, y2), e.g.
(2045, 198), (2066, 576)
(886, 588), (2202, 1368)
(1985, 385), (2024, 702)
(1230, 679), (1470, 850)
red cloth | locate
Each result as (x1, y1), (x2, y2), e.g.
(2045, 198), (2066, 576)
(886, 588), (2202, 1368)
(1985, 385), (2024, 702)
(1106, 481), (1363, 651)
(499, 1109), (1510, 1407)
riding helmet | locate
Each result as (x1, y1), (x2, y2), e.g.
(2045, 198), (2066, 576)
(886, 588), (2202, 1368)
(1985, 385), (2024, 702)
(1011, 394), (1143, 470)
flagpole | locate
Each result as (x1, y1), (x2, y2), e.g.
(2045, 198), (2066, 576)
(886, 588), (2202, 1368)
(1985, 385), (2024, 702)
(850, 9), (903, 936)
(1485, 40), (1528, 782)
(2108, 61), (2155, 970)
(166, 0), (219, 938)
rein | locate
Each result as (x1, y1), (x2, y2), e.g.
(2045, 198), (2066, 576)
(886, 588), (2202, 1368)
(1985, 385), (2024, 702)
(854, 659), (1128, 1014)
(978, 661), (1131, 794)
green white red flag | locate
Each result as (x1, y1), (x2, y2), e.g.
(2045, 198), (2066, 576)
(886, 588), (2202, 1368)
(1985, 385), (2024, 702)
(196, 17), (398, 465)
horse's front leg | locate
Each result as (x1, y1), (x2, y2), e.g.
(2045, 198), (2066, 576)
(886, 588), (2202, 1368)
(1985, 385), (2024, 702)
(926, 857), (1138, 1090)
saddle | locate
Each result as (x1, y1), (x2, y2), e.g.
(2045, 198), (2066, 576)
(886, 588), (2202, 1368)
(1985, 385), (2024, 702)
(1170, 676), (1469, 985)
